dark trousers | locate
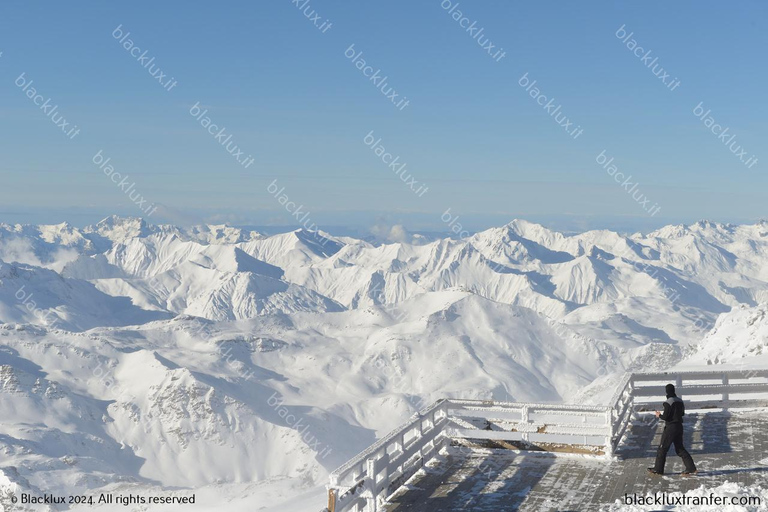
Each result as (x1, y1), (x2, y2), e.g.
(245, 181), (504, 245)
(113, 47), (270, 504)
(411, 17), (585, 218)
(653, 422), (696, 473)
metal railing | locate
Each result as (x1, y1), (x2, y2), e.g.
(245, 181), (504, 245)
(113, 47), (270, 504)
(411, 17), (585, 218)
(324, 368), (768, 512)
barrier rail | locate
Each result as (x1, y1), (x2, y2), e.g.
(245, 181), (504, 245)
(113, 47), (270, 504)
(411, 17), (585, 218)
(608, 373), (634, 456)
(324, 368), (768, 512)
(326, 400), (449, 512)
(444, 399), (611, 451)
(630, 368), (768, 411)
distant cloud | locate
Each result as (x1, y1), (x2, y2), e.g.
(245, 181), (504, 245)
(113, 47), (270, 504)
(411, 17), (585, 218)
(0, 237), (79, 273)
(370, 222), (426, 245)
(150, 204), (204, 228)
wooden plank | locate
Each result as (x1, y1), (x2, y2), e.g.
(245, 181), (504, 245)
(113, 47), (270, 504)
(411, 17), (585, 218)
(450, 429), (525, 441)
(453, 409), (606, 426)
(449, 429), (607, 446)
(527, 432), (607, 446)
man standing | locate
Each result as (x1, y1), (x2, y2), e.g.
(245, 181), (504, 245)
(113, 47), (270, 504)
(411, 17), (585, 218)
(647, 383), (697, 476)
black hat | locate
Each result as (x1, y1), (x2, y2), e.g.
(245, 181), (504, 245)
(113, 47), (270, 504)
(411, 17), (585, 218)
(665, 383), (676, 396)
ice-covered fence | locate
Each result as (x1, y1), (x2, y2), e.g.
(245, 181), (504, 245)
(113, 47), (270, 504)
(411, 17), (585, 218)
(631, 368), (768, 411)
(325, 398), (613, 512)
(326, 400), (449, 512)
(445, 399), (611, 451)
(324, 368), (768, 512)
(608, 373), (634, 455)
(606, 368), (768, 458)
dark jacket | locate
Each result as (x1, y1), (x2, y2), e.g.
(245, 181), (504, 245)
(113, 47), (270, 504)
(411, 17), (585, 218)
(659, 395), (685, 424)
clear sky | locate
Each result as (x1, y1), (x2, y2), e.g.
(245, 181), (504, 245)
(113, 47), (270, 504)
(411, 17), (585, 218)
(1, 1), (766, 234)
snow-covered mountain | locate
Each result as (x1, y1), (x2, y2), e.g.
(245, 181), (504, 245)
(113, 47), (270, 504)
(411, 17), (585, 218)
(677, 302), (768, 367)
(2, 216), (768, 510)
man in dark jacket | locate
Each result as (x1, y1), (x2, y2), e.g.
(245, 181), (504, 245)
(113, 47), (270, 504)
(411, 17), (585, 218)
(647, 384), (697, 476)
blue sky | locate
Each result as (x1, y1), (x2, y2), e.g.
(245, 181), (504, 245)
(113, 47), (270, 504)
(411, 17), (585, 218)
(1, 1), (766, 234)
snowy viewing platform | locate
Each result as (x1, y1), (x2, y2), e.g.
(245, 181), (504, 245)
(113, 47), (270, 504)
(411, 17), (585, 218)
(323, 369), (768, 511)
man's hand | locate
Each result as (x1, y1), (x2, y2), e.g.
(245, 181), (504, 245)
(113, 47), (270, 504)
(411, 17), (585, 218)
(655, 410), (661, 418)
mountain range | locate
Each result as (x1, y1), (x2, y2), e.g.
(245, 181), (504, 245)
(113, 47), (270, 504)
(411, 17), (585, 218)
(1, 215), (768, 510)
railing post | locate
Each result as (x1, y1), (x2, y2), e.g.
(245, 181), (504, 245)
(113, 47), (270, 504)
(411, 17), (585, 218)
(366, 455), (383, 512)
(438, 400), (449, 450)
(416, 417), (430, 467)
(365, 458), (375, 512)
(380, 451), (390, 510)
(722, 374), (729, 404)
(521, 405), (529, 443)
(605, 407), (614, 458)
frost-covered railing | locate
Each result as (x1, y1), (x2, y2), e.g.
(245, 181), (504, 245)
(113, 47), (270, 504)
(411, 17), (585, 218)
(325, 399), (449, 512)
(324, 398), (612, 512)
(631, 368), (768, 410)
(608, 373), (634, 455)
(445, 399), (611, 451)
(608, 368), (768, 455)
(324, 368), (768, 512)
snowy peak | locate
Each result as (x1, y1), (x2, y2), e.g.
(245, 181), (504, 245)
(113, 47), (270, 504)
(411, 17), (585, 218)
(501, 219), (568, 248)
(685, 303), (768, 365)
(4, 216), (768, 339)
(294, 229), (344, 257)
(0, 260), (169, 330)
(190, 246), (284, 279)
(88, 215), (154, 241)
(471, 224), (574, 267)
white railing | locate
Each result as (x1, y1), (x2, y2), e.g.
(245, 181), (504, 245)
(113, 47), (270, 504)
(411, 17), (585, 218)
(608, 372), (634, 456)
(324, 368), (768, 512)
(325, 399), (612, 512)
(325, 399), (449, 512)
(630, 368), (768, 411)
(445, 399), (611, 451)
